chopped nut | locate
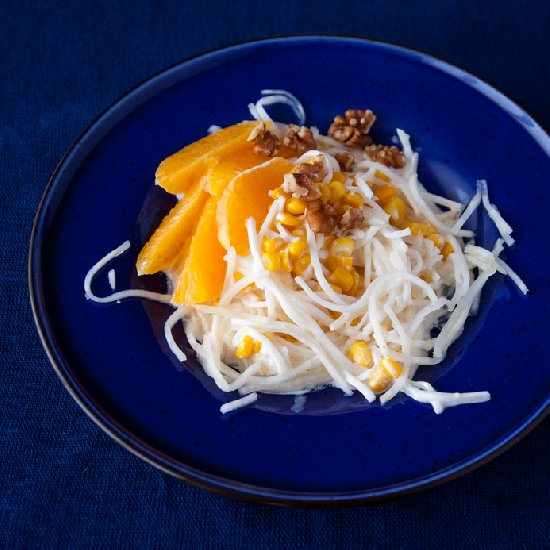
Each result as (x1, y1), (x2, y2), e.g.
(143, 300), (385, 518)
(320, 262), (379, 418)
(345, 109), (376, 133)
(323, 201), (338, 219)
(305, 199), (338, 234)
(340, 207), (365, 232)
(334, 151), (355, 171)
(282, 173), (308, 198)
(346, 130), (373, 148)
(251, 123), (280, 156)
(328, 109), (376, 148)
(295, 156), (327, 180)
(306, 210), (332, 234)
(365, 145), (406, 169)
(307, 198), (323, 213)
(293, 173), (321, 201)
(283, 124), (317, 154)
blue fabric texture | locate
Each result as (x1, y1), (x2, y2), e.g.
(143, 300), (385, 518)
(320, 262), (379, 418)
(1, 1), (548, 547)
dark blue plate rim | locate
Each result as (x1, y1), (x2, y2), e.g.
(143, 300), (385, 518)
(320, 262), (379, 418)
(29, 35), (550, 506)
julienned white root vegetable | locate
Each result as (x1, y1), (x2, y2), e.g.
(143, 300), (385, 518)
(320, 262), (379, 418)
(84, 91), (527, 415)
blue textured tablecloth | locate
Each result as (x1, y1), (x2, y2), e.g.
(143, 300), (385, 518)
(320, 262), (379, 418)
(2, 1), (548, 547)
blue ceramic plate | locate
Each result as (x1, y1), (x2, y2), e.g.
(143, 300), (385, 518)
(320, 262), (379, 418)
(30, 36), (550, 505)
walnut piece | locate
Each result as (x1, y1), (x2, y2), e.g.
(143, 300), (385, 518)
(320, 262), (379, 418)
(282, 173), (308, 198)
(295, 155), (327, 180)
(305, 199), (340, 234)
(250, 123), (280, 156)
(328, 109), (376, 148)
(334, 151), (355, 172)
(340, 207), (364, 232)
(293, 173), (321, 201)
(283, 124), (317, 154)
(365, 145), (406, 169)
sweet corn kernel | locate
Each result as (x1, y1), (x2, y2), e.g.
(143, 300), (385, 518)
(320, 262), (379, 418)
(329, 283), (343, 293)
(344, 191), (364, 208)
(381, 357), (403, 377)
(262, 252), (281, 271)
(285, 197), (307, 215)
(326, 255), (353, 271)
(328, 266), (355, 292)
(329, 180), (346, 200)
(329, 237), (355, 256)
(276, 212), (302, 227)
(374, 169), (391, 182)
(236, 335), (255, 359)
(347, 341), (373, 367)
(367, 358), (403, 392)
(271, 187), (287, 200)
(332, 171), (347, 183)
(288, 238), (308, 258)
(408, 220), (437, 237)
(373, 184), (397, 206)
(441, 242), (454, 258)
(348, 268), (360, 295)
(320, 183), (332, 202)
(383, 196), (406, 223)
(280, 248), (292, 272)
(367, 368), (392, 392)
(262, 237), (283, 253)
(291, 228), (306, 237)
(293, 253), (311, 276)
(254, 341), (262, 353)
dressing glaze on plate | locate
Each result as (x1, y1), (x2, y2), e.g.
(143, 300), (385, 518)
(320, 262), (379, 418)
(30, 36), (550, 504)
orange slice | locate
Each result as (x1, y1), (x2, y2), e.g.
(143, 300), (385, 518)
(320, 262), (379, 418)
(136, 181), (209, 276)
(155, 121), (260, 195)
(217, 157), (292, 255)
(173, 197), (227, 304)
(205, 151), (270, 196)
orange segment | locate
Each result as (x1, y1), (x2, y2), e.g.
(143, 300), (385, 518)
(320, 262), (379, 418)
(217, 157), (292, 255)
(173, 198), (227, 304)
(136, 181), (209, 276)
(155, 121), (260, 195)
(205, 151), (269, 196)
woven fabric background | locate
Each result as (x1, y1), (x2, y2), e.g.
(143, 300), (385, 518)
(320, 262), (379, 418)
(1, 1), (548, 547)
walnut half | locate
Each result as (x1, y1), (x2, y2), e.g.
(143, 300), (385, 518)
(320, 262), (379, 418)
(328, 109), (376, 148)
(283, 124), (317, 154)
(365, 145), (406, 169)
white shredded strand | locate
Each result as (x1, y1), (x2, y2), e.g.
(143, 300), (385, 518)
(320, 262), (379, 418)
(479, 180), (515, 246)
(248, 89), (305, 125)
(84, 241), (172, 304)
(107, 269), (116, 290)
(164, 307), (188, 362)
(403, 382), (490, 414)
(452, 188), (481, 233)
(495, 257), (529, 295)
(220, 392), (258, 414)
(85, 109), (528, 416)
(344, 373), (377, 402)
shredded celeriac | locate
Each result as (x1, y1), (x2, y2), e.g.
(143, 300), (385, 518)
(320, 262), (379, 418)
(84, 91), (527, 415)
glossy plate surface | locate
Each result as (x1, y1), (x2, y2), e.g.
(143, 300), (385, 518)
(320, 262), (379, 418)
(30, 36), (550, 504)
